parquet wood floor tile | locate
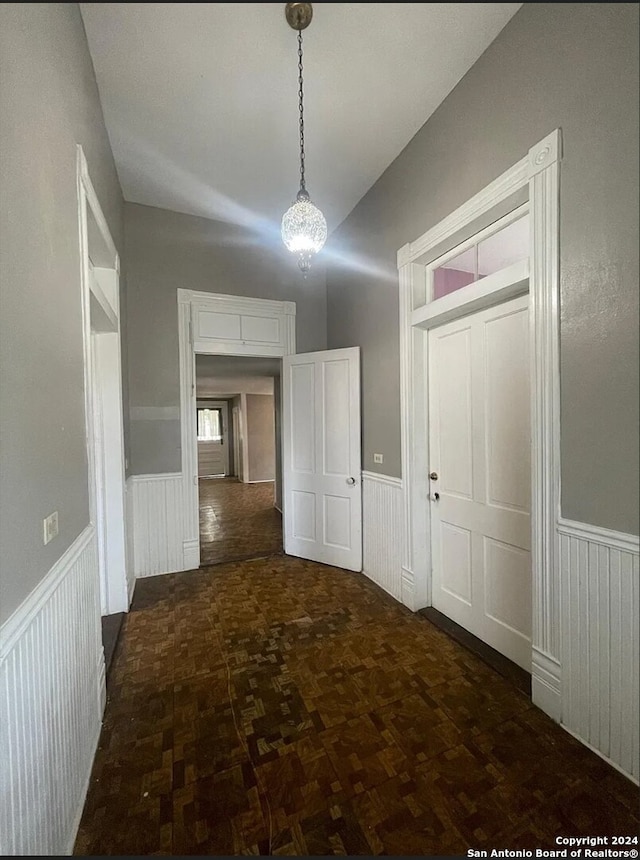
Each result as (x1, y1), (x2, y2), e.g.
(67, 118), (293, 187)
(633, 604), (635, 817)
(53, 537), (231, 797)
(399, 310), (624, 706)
(76, 555), (639, 856)
(199, 478), (282, 566)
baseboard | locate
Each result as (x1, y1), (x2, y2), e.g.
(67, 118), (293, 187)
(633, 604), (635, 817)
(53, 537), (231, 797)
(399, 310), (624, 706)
(531, 646), (561, 720)
(401, 567), (416, 611)
(560, 725), (640, 787)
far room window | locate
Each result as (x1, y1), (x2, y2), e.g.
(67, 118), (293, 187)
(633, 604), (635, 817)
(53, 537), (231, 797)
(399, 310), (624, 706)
(197, 408), (223, 442)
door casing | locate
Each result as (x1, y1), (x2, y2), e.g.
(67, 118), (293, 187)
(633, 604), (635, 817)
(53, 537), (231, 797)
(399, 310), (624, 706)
(178, 291), (296, 569)
(398, 129), (562, 720)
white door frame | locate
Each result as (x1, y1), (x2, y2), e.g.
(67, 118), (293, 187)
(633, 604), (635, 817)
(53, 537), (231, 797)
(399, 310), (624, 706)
(398, 129), (561, 719)
(77, 145), (130, 616)
(177, 290), (296, 569)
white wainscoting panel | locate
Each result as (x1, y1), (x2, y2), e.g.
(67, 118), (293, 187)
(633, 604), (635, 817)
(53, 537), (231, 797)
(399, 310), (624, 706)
(559, 519), (639, 783)
(128, 473), (188, 578)
(362, 472), (403, 602)
(0, 526), (104, 855)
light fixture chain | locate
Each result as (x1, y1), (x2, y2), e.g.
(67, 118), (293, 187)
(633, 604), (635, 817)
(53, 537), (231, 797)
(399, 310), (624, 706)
(297, 29), (306, 192)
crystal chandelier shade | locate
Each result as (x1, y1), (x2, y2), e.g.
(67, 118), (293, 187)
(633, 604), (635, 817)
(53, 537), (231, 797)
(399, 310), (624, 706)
(281, 4), (326, 273)
(281, 191), (327, 273)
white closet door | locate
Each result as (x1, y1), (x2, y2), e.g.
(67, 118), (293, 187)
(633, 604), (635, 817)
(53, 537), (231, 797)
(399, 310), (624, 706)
(429, 295), (531, 670)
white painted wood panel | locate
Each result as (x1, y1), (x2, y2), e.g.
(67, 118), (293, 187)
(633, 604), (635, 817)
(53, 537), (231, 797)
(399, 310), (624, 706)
(430, 296), (532, 671)
(559, 520), (639, 783)
(0, 527), (104, 855)
(240, 315), (281, 344)
(128, 474), (187, 578)
(197, 311), (241, 340)
(198, 443), (226, 477)
(362, 472), (403, 602)
(283, 348), (362, 571)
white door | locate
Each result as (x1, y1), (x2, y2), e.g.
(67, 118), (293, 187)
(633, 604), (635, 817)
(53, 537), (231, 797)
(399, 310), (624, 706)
(197, 402), (229, 477)
(283, 347), (362, 571)
(429, 294), (531, 670)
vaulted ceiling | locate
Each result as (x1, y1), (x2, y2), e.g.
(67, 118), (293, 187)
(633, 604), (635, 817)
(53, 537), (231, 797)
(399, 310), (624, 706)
(81, 3), (521, 236)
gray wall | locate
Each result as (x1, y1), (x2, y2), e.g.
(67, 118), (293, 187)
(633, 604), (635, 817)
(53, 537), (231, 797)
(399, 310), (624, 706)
(326, 3), (639, 535)
(246, 395), (276, 483)
(125, 202), (327, 475)
(0, 4), (124, 624)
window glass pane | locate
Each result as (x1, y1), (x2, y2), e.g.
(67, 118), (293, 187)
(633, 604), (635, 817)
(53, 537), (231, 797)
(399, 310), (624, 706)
(197, 408), (222, 441)
(477, 214), (529, 278)
(433, 246), (476, 299)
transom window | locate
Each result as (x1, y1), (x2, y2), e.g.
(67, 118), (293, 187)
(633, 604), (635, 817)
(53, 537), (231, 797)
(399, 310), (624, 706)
(431, 209), (529, 301)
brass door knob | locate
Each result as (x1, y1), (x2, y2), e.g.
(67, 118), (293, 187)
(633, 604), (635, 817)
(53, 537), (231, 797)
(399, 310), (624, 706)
(429, 471), (438, 481)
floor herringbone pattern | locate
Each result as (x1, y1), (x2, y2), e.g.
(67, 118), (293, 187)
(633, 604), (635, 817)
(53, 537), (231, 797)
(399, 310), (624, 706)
(75, 557), (639, 855)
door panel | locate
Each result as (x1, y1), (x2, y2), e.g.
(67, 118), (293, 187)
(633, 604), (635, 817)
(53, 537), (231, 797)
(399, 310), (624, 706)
(323, 359), (351, 475)
(435, 326), (474, 499)
(283, 348), (361, 571)
(430, 295), (531, 670)
(484, 310), (530, 512)
(291, 364), (315, 472)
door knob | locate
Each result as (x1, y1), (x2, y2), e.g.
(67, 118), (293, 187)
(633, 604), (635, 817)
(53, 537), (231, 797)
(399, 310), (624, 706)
(346, 477), (356, 485)
(429, 471), (438, 481)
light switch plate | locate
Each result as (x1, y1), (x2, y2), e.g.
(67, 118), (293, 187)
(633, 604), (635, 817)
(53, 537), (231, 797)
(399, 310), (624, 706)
(373, 453), (384, 464)
(43, 511), (59, 545)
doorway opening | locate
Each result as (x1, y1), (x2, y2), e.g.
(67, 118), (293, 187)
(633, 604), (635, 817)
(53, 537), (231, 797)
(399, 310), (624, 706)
(195, 354), (283, 566)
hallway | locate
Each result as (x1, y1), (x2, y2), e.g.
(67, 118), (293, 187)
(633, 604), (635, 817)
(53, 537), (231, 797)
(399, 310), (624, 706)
(199, 477), (282, 565)
(75, 557), (638, 856)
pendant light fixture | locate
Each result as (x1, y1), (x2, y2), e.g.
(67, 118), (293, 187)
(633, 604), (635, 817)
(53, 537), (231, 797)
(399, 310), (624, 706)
(281, 3), (327, 274)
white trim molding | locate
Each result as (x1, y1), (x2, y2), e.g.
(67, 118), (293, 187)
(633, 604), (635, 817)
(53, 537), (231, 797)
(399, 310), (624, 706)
(557, 518), (639, 553)
(398, 129), (563, 720)
(0, 527), (104, 855)
(178, 289), (296, 570)
(77, 145), (129, 615)
(559, 521), (639, 783)
(362, 472), (403, 602)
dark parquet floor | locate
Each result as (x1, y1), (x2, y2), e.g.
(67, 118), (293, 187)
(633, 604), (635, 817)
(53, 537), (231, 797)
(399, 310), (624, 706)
(75, 556), (639, 856)
(199, 477), (282, 566)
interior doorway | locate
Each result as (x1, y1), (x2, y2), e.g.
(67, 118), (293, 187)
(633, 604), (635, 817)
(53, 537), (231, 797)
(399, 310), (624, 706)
(194, 354), (283, 565)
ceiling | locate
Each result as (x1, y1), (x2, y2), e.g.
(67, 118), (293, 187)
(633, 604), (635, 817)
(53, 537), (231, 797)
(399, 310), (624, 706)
(81, 3), (521, 238)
